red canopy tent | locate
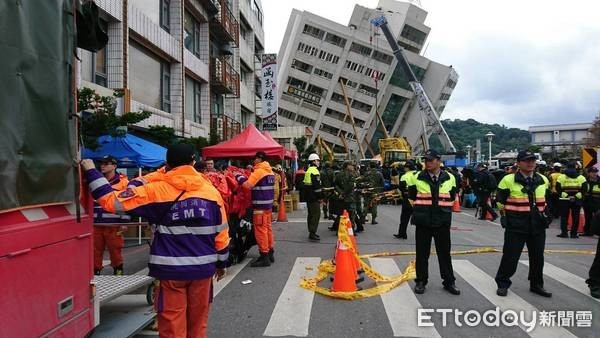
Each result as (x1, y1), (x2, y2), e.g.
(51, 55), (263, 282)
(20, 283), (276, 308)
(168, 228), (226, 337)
(202, 124), (285, 159)
(262, 131), (297, 160)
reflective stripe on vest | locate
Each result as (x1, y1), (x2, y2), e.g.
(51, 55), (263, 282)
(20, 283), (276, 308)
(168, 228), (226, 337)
(498, 173), (548, 213)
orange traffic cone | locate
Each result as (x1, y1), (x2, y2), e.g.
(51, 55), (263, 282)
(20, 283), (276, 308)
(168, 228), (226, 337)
(331, 240), (358, 292)
(277, 193), (288, 222)
(452, 199), (461, 212)
(578, 208), (586, 234)
(485, 198), (494, 220)
(567, 211), (573, 231)
(342, 210), (364, 283)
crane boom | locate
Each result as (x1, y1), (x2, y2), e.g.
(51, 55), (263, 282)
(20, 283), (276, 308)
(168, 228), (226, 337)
(370, 15), (456, 153)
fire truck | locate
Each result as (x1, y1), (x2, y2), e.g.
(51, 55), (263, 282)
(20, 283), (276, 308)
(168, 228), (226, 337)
(1, 1), (153, 336)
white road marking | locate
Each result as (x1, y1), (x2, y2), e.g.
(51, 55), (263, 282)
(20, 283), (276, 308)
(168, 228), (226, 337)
(214, 259), (250, 297)
(369, 258), (441, 337)
(264, 257), (321, 337)
(453, 260), (576, 338)
(520, 260), (599, 302)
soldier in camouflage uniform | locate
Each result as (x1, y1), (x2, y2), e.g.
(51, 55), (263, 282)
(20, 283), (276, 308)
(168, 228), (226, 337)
(329, 161), (360, 232)
(320, 162), (335, 219)
(363, 161), (385, 224)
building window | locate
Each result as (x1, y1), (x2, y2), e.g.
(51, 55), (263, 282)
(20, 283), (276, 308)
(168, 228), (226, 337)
(129, 41), (163, 110)
(296, 114), (316, 127)
(397, 40), (420, 53)
(160, 0), (170, 32)
(324, 33), (347, 48)
(400, 24), (427, 45)
(349, 42), (372, 56)
(446, 78), (457, 89)
(389, 63), (426, 90)
(382, 94), (407, 130)
(279, 108), (296, 121)
(251, 0), (263, 26)
(319, 123), (340, 136)
(286, 76), (306, 90)
(330, 92), (346, 104)
(318, 50), (339, 64)
(297, 42), (318, 56)
(344, 60), (364, 73)
(372, 50), (393, 65)
(439, 93), (451, 101)
(306, 84), (325, 97)
(185, 76), (202, 123)
(302, 24), (324, 39)
(351, 99), (372, 113)
(313, 68), (333, 79)
(161, 63), (171, 113)
(365, 67), (385, 81)
(358, 84), (378, 97)
(339, 77), (358, 89)
(184, 11), (201, 56)
(291, 59), (313, 74)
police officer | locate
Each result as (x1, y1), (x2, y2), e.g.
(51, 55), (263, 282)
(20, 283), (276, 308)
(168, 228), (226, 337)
(472, 163), (498, 221)
(364, 161), (385, 224)
(582, 167), (600, 236)
(556, 161), (586, 238)
(409, 149), (460, 295)
(495, 150), (552, 297)
(304, 153), (323, 241)
(395, 160), (417, 239)
(330, 161), (359, 232)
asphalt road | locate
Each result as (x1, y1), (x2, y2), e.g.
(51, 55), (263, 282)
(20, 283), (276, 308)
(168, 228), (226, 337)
(117, 204), (600, 337)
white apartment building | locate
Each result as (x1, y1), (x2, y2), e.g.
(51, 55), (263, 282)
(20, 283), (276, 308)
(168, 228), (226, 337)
(276, 0), (458, 157)
(529, 123), (593, 155)
(79, 0), (264, 141)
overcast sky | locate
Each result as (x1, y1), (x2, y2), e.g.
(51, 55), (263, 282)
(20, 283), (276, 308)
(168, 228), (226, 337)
(261, 0), (600, 129)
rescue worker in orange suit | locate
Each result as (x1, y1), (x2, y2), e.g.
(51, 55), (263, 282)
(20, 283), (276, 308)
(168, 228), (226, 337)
(81, 143), (229, 338)
(235, 151), (276, 267)
(93, 155), (129, 275)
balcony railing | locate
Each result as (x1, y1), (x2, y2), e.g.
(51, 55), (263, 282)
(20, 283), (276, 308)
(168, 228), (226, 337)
(211, 115), (241, 141)
(211, 0), (239, 46)
(210, 56), (240, 97)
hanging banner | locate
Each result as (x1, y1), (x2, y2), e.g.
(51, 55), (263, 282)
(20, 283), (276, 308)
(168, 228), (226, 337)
(261, 53), (278, 131)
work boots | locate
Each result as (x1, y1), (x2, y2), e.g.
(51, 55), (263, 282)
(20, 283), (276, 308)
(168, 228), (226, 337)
(250, 253), (271, 267)
(268, 249), (275, 263)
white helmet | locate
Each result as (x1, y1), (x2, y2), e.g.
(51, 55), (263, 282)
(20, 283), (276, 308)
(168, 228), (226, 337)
(308, 153), (320, 161)
(553, 162), (562, 168)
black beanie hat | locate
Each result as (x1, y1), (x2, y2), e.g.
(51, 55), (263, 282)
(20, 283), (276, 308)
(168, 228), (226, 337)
(167, 143), (195, 168)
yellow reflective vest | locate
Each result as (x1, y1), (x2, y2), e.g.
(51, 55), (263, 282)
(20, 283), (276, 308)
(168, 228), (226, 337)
(408, 170), (456, 227)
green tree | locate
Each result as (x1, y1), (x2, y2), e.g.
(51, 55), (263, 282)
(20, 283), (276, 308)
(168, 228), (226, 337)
(78, 87), (151, 150)
(293, 136), (316, 162)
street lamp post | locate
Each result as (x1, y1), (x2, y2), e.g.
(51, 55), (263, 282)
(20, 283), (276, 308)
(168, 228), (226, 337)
(485, 131), (495, 167)
(466, 145), (472, 165)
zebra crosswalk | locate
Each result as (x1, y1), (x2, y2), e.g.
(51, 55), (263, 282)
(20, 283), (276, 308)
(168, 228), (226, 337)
(255, 257), (597, 337)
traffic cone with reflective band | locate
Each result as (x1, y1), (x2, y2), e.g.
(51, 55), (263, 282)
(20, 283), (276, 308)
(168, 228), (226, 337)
(452, 199), (461, 212)
(277, 193), (288, 222)
(342, 210), (364, 283)
(567, 211), (573, 230)
(331, 239), (358, 292)
(579, 208), (586, 233)
(485, 198), (494, 220)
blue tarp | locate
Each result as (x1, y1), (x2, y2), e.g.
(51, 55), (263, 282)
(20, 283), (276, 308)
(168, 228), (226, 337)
(83, 134), (167, 168)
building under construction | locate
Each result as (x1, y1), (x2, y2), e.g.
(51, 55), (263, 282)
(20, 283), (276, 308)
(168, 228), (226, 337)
(276, 0), (458, 157)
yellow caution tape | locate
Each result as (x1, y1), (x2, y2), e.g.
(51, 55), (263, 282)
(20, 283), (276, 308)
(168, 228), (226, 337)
(300, 215), (596, 300)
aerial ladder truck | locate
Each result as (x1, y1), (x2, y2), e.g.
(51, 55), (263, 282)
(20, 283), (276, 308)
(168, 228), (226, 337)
(370, 15), (456, 155)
